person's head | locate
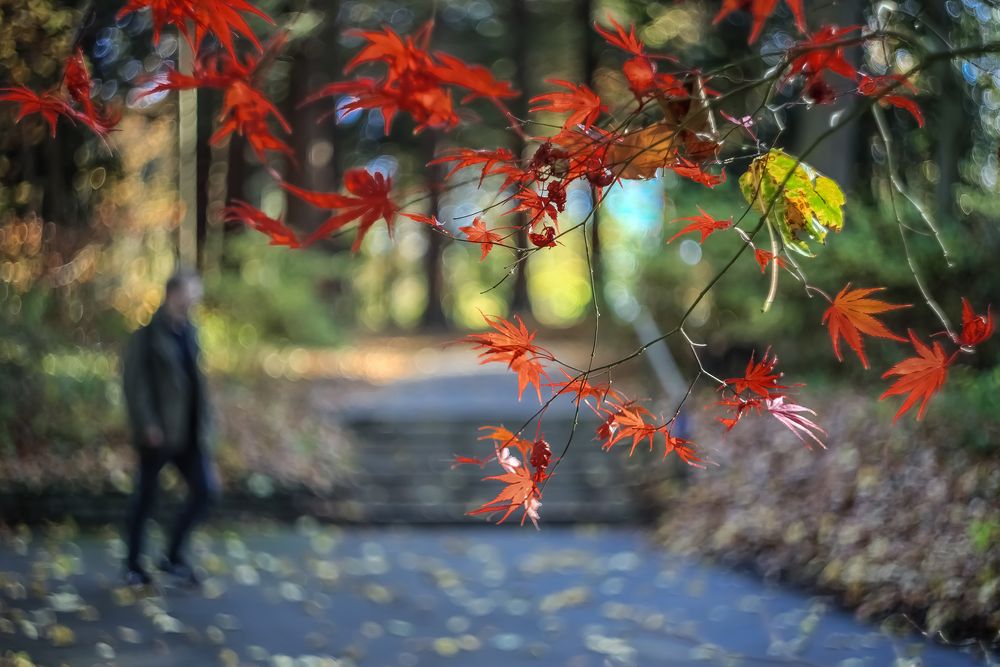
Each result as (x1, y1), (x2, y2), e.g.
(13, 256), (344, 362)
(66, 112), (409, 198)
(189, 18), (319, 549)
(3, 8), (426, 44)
(163, 267), (203, 321)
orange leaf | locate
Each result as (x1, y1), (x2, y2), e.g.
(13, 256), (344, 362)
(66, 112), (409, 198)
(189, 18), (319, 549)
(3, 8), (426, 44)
(530, 79), (607, 130)
(821, 284), (909, 369)
(282, 169), (398, 251)
(223, 201), (300, 248)
(467, 465), (542, 526)
(606, 123), (678, 180)
(478, 425), (533, 461)
(428, 148), (521, 186)
(460, 314), (552, 401)
(753, 249), (787, 273)
(458, 218), (503, 261)
(724, 349), (786, 397)
(880, 331), (955, 422)
(667, 207), (732, 244)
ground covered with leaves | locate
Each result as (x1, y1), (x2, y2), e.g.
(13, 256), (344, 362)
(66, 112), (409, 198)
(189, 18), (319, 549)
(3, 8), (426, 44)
(653, 394), (1000, 641)
(0, 522), (988, 667)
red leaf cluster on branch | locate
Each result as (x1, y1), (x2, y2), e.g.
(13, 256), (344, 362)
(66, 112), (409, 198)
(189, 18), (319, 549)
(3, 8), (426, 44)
(0, 49), (119, 139)
(303, 23), (517, 135)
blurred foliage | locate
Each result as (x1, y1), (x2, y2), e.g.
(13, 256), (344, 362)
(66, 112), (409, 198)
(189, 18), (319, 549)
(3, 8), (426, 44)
(654, 391), (1000, 638)
(201, 233), (348, 351)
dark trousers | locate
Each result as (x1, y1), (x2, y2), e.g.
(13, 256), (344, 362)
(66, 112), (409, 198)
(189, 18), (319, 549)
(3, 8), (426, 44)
(125, 442), (218, 568)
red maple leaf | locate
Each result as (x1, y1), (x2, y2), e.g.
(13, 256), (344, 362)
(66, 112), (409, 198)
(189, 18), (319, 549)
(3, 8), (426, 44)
(669, 158), (726, 187)
(880, 330), (956, 422)
(714, 0), (807, 44)
(859, 75), (924, 127)
(0, 88), (77, 137)
(821, 284), (909, 369)
(459, 218), (504, 260)
(592, 16), (683, 101)
(597, 400), (705, 466)
(451, 455), (490, 468)
(467, 464), (543, 527)
(116, 0), (273, 61)
(957, 297), (994, 347)
(281, 168), (398, 251)
(508, 188), (562, 227)
(1, 50), (119, 139)
(766, 396), (826, 448)
(753, 248), (787, 273)
(548, 370), (621, 410)
(461, 314), (552, 401)
(478, 425), (534, 461)
(787, 25), (860, 93)
(428, 148), (521, 187)
(593, 16), (645, 56)
(725, 349), (786, 397)
(667, 207), (732, 244)
(715, 396), (765, 431)
(530, 79), (607, 130)
(529, 226), (557, 248)
(213, 80), (293, 164)
(309, 25), (516, 136)
(431, 52), (519, 103)
(223, 201), (300, 248)
(401, 213), (445, 228)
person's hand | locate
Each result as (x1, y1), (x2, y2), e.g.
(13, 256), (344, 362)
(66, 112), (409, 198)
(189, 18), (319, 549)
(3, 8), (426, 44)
(145, 425), (164, 448)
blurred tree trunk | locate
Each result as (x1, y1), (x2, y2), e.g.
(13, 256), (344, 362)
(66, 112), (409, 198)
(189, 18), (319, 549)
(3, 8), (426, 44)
(923, 1), (969, 225)
(195, 88), (212, 270)
(221, 134), (246, 268)
(789, 0), (864, 189)
(286, 41), (323, 230)
(42, 133), (72, 225)
(579, 0), (601, 294)
(420, 132), (448, 330)
(509, 0), (532, 316)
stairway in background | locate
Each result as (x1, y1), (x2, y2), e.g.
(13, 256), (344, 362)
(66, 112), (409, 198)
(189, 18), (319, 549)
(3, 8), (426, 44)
(333, 371), (644, 524)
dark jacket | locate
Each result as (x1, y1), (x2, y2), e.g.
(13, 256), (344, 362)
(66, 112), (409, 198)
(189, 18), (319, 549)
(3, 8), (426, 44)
(122, 307), (212, 452)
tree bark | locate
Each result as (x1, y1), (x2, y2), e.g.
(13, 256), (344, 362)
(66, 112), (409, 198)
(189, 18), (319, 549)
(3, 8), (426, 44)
(509, 0), (532, 316)
(420, 132), (448, 330)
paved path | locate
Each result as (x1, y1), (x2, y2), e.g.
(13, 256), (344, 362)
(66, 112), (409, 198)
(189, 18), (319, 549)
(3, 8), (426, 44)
(0, 523), (987, 666)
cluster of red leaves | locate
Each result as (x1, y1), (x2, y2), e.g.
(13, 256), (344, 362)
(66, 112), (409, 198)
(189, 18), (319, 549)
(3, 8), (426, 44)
(303, 23), (517, 135)
(714, 0), (806, 44)
(594, 398), (704, 467)
(877, 298), (993, 421)
(0, 49), (119, 139)
(785, 26), (924, 124)
(142, 35), (292, 165)
(460, 314), (554, 401)
(817, 284), (994, 422)
(117, 0), (273, 61)
(716, 349), (826, 448)
(427, 17), (727, 261)
(460, 316), (708, 526)
(464, 426), (551, 527)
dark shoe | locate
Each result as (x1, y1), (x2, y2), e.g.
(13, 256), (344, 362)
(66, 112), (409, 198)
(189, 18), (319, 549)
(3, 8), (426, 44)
(123, 565), (153, 588)
(158, 556), (201, 587)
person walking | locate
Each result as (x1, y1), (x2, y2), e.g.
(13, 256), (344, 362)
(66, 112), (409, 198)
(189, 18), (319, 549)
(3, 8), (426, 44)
(121, 268), (218, 587)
